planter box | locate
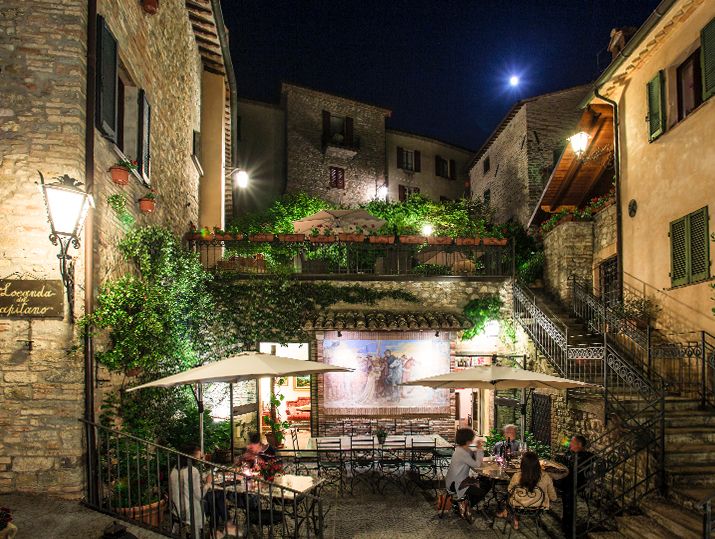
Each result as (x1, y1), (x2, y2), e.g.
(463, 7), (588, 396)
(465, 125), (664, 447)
(309, 235), (336, 243)
(399, 235), (427, 244)
(455, 237), (480, 246)
(338, 233), (366, 242)
(249, 233), (275, 242)
(213, 234), (234, 241)
(109, 166), (130, 186)
(118, 499), (166, 528)
(427, 236), (453, 245)
(277, 233), (305, 242)
(368, 235), (395, 244)
(482, 238), (508, 246)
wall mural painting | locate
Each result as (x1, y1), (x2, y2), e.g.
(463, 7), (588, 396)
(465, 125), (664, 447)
(322, 339), (451, 414)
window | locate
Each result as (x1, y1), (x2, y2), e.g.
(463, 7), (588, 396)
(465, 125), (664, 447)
(677, 49), (703, 121)
(398, 185), (420, 202)
(322, 111), (354, 147)
(483, 189), (491, 206)
(329, 166), (345, 189)
(397, 147), (421, 172)
(96, 16), (118, 141)
(646, 71), (666, 141)
(670, 207), (710, 287)
(483, 156), (490, 174)
(702, 16), (715, 100)
(192, 130), (203, 175)
(436, 156), (456, 179)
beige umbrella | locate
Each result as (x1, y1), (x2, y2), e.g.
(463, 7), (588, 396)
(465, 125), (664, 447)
(292, 209), (385, 234)
(127, 352), (352, 455)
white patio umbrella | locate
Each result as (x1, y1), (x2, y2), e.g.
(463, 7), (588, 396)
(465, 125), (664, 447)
(403, 365), (594, 439)
(127, 351), (352, 456)
(292, 209), (385, 234)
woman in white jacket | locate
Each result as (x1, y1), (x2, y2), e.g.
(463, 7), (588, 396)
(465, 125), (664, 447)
(444, 428), (489, 519)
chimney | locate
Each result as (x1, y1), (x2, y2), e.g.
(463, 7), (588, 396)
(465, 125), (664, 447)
(608, 27), (638, 59)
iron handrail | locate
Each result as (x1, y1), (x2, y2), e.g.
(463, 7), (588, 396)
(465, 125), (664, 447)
(700, 494), (714, 539)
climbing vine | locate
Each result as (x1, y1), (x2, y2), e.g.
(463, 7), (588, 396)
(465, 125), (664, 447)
(461, 295), (503, 341)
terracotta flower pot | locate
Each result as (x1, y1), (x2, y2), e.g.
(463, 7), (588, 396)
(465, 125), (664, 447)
(277, 234), (305, 242)
(138, 198), (155, 213)
(427, 236), (453, 245)
(213, 234), (233, 241)
(455, 237), (479, 246)
(338, 233), (365, 242)
(141, 0), (159, 14)
(109, 166), (130, 186)
(249, 233), (275, 242)
(482, 237), (507, 246)
(309, 235), (336, 243)
(118, 499), (166, 528)
(399, 235), (427, 244)
(368, 235), (395, 244)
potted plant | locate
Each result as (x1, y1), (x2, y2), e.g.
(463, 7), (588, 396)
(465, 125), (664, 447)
(338, 225), (366, 243)
(309, 226), (336, 243)
(138, 189), (157, 213)
(427, 236), (453, 245)
(399, 235), (427, 244)
(249, 232), (275, 242)
(482, 237), (508, 246)
(109, 159), (138, 186)
(375, 425), (387, 445)
(455, 237), (480, 246)
(369, 234), (395, 244)
(212, 227), (233, 241)
(199, 226), (215, 241)
(277, 233), (305, 242)
(256, 456), (283, 482)
(141, 0), (159, 14)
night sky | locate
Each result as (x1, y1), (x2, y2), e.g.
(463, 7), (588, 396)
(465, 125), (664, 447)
(224, 1), (660, 150)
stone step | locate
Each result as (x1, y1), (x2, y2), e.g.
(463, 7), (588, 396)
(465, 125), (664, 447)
(641, 498), (703, 538)
(669, 464), (715, 487)
(615, 515), (672, 539)
(665, 412), (715, 428)
(670, 486), (715, 513)
(666, 426), (715, 444)
(665, 443), (715, 465)
(587, 532), (626, 539)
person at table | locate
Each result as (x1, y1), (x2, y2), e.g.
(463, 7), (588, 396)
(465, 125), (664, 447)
(498, 451), (557, 529)
(554, 435), (594, 535)
(492, 424), (520, 457)
(170, 443), (230, 539)
(445, 428), (487, 520)
(240, 432), (275, 468)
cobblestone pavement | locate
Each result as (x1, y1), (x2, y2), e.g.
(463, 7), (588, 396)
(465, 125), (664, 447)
(0, 494), (165, 539)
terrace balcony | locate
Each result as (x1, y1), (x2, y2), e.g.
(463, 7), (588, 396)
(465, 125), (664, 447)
(186, 233), (513, 280)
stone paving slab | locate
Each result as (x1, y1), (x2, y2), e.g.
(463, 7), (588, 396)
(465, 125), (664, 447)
(0, 494), (165, 539)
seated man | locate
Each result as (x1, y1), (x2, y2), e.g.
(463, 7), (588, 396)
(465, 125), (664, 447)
(492, 424), (520, 456)
(239, 432), (276, 468)
(554, 435), (594, 535)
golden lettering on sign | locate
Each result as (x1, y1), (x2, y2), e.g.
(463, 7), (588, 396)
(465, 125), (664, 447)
(0, 280), (64, 318)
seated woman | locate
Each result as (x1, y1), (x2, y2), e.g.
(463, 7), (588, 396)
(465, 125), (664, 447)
(239, 432), (275, 469)
(500, 451), (557, 529)
(444, 428), (487, 520)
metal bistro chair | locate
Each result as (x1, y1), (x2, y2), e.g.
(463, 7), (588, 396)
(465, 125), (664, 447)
(316, 437), (346, 495)
(503, 484), (547, 538)
(287, 428), (317, 477)
(349, 435), (377, 494)
(407, 438), (438, 496)
(377, 435), (407, 494)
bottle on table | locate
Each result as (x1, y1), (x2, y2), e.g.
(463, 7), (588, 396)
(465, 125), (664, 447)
(504, 437), (512, 463)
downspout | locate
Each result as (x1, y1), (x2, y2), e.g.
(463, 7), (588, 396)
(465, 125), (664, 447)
(84, 0), (98, 506)
(593, 86), (623, 301)
(209, 0), (239, 220)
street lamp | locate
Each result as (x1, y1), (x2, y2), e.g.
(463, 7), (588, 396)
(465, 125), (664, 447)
(230, 168), (249, 189)
(38, 172), (94, 320)
(568, 131), (591, 159)
(376, 185), (388, 201)
(421, 223), (434, 236)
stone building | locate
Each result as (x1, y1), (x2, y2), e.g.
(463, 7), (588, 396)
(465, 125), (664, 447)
(469, 85), (590, 225)
(386, 129), (472, 202)
(0, 0), (235, 496)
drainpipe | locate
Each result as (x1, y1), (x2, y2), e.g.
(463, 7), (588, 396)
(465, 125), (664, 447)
(593, 86), (623, 302)
(84, 0), (98, 506)
(209, 0), (239, 220)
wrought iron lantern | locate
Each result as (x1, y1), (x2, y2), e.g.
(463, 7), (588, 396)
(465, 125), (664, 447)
(568, 131), (591, 159)
(38, 172), (94, 319)
(229, 168), (249, 189)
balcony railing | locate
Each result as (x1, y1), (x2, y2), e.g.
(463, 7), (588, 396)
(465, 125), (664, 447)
(186, 235), (513, 279)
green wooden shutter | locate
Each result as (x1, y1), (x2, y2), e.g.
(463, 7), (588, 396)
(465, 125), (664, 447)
(96, 16), (118, 142)
(688, 207), (710, 282)
(646, 71), (666, 141)
(138, 89), (151, 182)
(701, 17), (715, 100)
(670, 216), (689, 286)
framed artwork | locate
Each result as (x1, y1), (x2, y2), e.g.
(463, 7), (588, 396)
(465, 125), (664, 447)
(293, 375), (310, 391)
(322, 338), (450, 415)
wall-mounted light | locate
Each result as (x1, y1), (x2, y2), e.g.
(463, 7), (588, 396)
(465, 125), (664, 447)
(229, 168), (249, 189)
(38, 172), (94, 320)
(376, 185), (388, 200)
(568, 131), (591, 159)
(421, 223), (434, 236)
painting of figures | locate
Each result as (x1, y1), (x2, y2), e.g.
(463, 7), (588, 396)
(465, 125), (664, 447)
(322, 339), (450, 414)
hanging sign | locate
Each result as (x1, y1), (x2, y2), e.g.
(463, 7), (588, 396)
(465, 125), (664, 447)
(0, 279), (64, 318)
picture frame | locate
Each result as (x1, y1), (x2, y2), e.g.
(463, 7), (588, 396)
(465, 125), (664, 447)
(293, 375), (310, 391)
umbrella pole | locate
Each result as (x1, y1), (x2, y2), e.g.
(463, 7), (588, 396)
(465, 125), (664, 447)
(198, 384), (204, 456)
(230, 383), (235, 464)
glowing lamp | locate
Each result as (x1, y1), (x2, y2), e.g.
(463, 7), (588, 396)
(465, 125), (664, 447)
(568, 131), (591, 158)
(421, 223), (434, 236)
(376, 185), (388, 200)
(232, 169), (249, 189)
(485, 320), (500, 337)
(38, 172), (94, 320)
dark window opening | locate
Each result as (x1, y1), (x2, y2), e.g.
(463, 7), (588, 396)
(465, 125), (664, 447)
(483, 156), (490, 174)
(329, 166), (345, 189)
(398, 184), (420, 202)
(483, 189), (491, 206)
(677, 49), (703, 121)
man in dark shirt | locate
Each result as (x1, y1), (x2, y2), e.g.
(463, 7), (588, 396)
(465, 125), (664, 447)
(555, 435), (594, 537)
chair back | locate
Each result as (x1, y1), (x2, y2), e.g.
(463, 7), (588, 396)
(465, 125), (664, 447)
(508, 484), (547, 511)
(316, 437), (343, 464)
(409, 438), (436, 464)
(290, 428), (299, 452)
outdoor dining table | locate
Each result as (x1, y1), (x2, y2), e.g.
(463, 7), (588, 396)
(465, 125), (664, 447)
(219, 472), (324, 500)
(307, 434), (452, 449)
(474, 456), (569, 482)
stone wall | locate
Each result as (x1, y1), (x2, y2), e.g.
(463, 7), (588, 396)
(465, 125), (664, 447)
(592, 203), (617, 269)
(283, 83), (389, 206)
(543, 221), (594, 304)
(0, 0), (209, 497)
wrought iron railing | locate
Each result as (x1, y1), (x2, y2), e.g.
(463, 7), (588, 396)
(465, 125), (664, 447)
(571, 277), (715, 408)
(702, 494), (714, 539)
(82, 420), (326, 538)
(187, 236), (513, 278)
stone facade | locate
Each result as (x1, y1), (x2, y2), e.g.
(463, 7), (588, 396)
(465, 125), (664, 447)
(470, 85), (590, 226)
(283, 83), (389, 206)
(386, 129), (472, 202)
(543, 221), (594, 304)
(0, 0), (231, 497)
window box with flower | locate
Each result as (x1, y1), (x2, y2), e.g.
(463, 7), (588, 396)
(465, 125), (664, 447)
(109, 159), (138, 186)
(138, 189), (157, 213)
